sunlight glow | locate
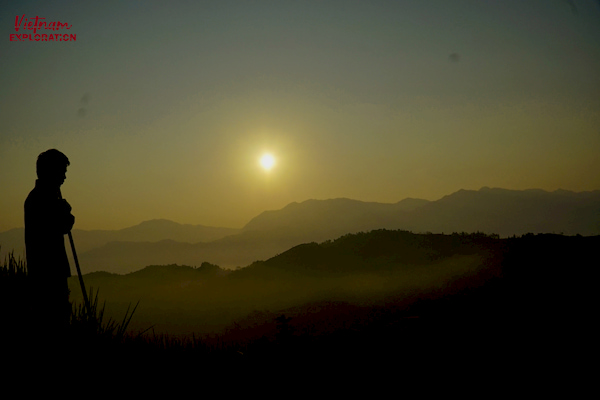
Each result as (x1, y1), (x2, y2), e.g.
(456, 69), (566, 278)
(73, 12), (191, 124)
(260, 153), (276, 171)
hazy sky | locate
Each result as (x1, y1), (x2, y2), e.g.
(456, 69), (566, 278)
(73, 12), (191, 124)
(1, 0), (599, 231)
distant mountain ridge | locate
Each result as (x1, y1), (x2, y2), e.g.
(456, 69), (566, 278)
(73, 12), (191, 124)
(404, 187), (600, 236)
(242, 197), (430, 234)
(241, 187), (600, 237)
(74, 219), (239, 250)
(1, 187), (599, 274)
(0, 219), (240, 260)
(76, 187), (600, 273)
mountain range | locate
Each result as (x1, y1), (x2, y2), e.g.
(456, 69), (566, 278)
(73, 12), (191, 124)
(1, 187), (599, 274)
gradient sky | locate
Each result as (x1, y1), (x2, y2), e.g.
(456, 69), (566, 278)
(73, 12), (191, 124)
(1, 0), (599, 231)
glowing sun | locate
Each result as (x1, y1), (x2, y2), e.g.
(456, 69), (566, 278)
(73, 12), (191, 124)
(260, 153), (276, 171)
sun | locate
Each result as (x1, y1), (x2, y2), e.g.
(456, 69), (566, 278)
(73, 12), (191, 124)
(260, 153), (276, 171)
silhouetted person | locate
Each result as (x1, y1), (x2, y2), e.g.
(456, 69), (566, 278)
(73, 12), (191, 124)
(24, 149), (75, 341)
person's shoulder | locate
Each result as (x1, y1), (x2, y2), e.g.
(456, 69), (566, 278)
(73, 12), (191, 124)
(25, 183), (41, 197)
(24, 185), (47, 209)
(25, 187), (37, 204)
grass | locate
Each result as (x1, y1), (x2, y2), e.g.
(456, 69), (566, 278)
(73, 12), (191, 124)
(69, 286), (139, 342)
(0, 249), (144, 358)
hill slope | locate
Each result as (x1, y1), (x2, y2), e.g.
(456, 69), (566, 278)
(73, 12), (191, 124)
(69, 230), (599, 341)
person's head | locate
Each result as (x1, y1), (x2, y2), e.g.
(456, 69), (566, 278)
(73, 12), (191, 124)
(36, 149), (70, 187)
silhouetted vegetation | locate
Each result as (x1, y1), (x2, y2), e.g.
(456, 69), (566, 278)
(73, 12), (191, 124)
(0, 249), (140, 362)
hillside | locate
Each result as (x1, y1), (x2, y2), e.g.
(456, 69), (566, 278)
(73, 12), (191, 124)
(68, 230), (598, 342)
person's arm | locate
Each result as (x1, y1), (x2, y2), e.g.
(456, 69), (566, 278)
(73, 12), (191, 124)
(57, 198), (75, 234)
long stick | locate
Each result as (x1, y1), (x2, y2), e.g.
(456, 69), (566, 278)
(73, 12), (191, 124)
(67, 231), (91, 315)
(60, 191), (91, 315)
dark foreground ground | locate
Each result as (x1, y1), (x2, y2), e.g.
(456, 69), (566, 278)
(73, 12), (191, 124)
(1, 232), (595, 381)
